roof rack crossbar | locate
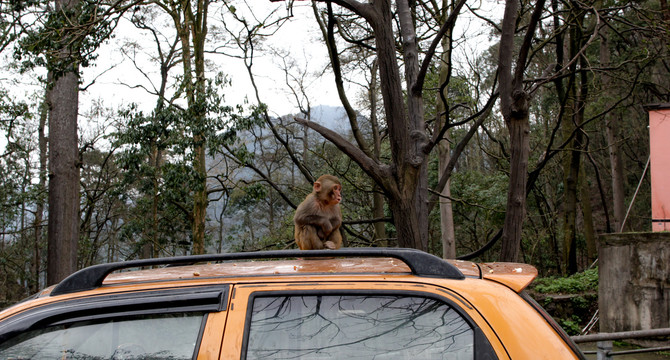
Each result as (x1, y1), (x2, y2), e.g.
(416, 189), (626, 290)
(50, 248), (464, 296)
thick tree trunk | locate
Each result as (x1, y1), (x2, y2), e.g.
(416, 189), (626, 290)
(370, 3), (409, 170)
(398, 0), (429, 249)
(499, 115), (530, 262)
(369, 0), (424, 250)
(389, 196), (424, 250)
(497, 0), (544, 262)
(307, 0), (447, 251)
(47, 0), (81, 285)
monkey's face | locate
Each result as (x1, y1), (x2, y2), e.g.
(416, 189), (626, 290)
(329, 184), (342, 205)
(313, 175), (343, 207)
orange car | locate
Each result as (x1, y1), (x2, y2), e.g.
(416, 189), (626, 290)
(0, 248), (585, 359)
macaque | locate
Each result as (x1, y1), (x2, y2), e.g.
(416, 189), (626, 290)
(294, 175), (343, 250)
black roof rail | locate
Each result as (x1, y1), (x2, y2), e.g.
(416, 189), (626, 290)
(50, 248), (464, 296)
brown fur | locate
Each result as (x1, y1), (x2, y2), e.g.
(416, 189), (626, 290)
(294, 175), (343, 250)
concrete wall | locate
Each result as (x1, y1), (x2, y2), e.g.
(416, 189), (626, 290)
(599, 232), (669, 333)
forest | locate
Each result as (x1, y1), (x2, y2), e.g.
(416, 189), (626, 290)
(0, 0), (667, 305)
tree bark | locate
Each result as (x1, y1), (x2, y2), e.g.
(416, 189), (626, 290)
(354, 0), (425, 249)
(562, 133), (580, 274)
(388, 196), (424, 250)
(600, 26), (625, 232)
(499, 115), (530, 262)
(33, 87), (49, 291)
(302, 0), (471, 251)
(191, 0), (209, 255)
(562, 6), (588, 274)
(168, 0), (209, 254)
(368, 59), (388, 244)
(47, 0), (81, 285)
(436, 2), (456, 258)
(580, 164), (597, 265)
(497, 0), (545, 262)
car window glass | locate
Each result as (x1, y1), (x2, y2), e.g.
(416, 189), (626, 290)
(246, 295), (474, 360)
(0, 312), (204, 359)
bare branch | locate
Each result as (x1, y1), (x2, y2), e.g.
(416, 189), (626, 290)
(294, 117), (390, 188)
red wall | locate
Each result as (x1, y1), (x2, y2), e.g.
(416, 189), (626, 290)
(648, 105), (670, 231)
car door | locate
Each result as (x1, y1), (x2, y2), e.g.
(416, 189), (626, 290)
(221, 282), (509, 360)
(0, 285), (230, 359)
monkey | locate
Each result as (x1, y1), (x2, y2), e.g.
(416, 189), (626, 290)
(294, 174), (343, 250)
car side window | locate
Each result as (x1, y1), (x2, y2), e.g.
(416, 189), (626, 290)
(245, 294), (475, 360)
(0, 312), (204, 359)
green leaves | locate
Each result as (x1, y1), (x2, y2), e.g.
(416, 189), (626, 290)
(12, 0), (116, 77)
(532, 268), (599, 294)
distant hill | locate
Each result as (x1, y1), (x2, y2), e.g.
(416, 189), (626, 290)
(301, 105), (352, 133)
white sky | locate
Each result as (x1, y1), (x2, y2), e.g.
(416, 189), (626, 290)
(79, 1), (341, 119)
(1, 0), (500, 146)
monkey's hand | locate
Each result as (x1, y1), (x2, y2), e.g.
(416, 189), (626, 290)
(324, 240), (337, 250)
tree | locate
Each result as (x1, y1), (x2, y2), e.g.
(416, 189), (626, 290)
(295, 0), (468, 251)
(46, 0), (82, 285)
(497, 0), (547, 262)
(115, 5), (184, 258)
(10, 0), (131, 282)
(311, 2), (388, 245)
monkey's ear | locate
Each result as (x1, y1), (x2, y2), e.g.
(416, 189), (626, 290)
(313, 181), (322, 192)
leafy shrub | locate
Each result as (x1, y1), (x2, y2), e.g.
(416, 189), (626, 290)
(559, 317), (583, 336)
(532, 268), (598, 294)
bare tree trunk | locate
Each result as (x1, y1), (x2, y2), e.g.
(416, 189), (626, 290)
(169, 0), (209, 254)
(192, 144), (207, 255)
(398, 0), (429, 250)
(561, 58), (579, 274)
(300, 0), (470, 251)
(497, 0), (545, 262)
(580, 164), (597, 264)
(192, 0), (210, 255)
(33, 88), (49, 291)
(600, 27), (625, 232)
(141, 144), (161, 259)
(388, 196), (424, 250)
(365, 0), (424, 250)
(438, 143), (456, 258)
(368, 59), (387, 245)
(562, 136), (580, 274)
(47, 0), (81, 285)
(436, 12), (456, 259)
(499, 117), (530, 262)
(562, 10), (588, 274)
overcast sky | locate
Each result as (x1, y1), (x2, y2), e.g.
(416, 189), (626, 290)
(1, 0), (499, 146)
(78, 2), (341, 119)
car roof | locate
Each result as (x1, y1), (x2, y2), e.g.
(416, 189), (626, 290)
(36, 248), (537, 299)
(101, 257), (480, 283)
